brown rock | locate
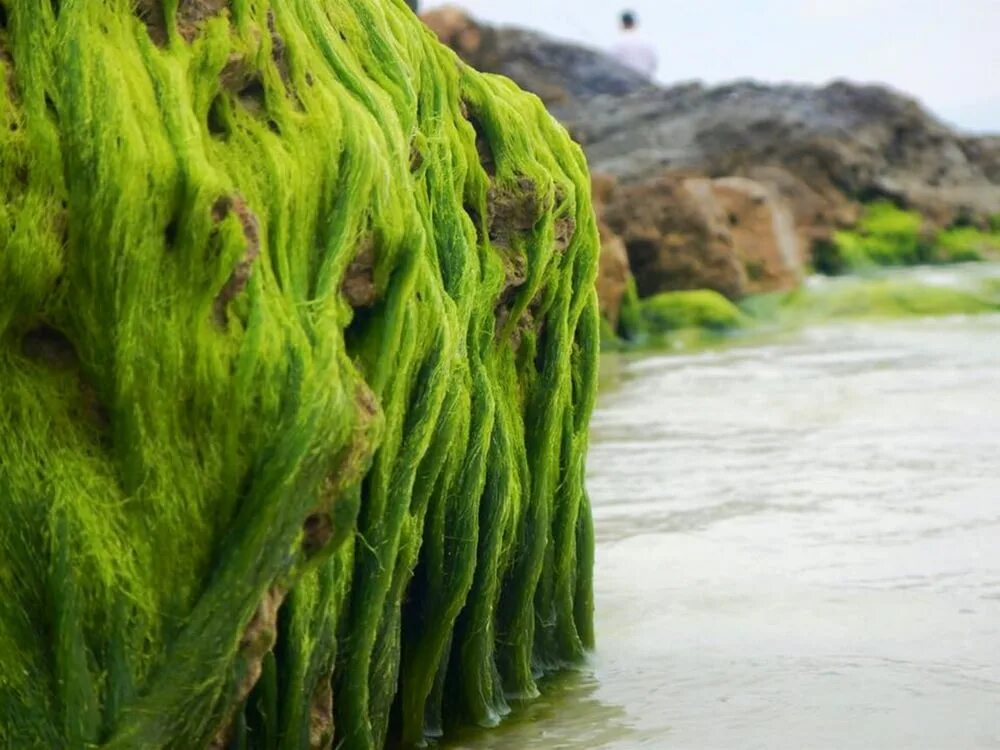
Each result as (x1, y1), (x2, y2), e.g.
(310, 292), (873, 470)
(420, 7), (500, 72)
(595, 222), (630, 328)
(709, 176), (803, 293)
(743, 165), (859, 263)
(602, 173), (747, 300)
(589, 173), (632, 327)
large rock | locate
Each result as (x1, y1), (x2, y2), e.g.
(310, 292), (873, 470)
(601, 174), (747, 299)
(598, 172), (804, 299)
(421, 6), (650, 105)
(0, 3), (599, 748)
(561, 81), (1000, 226)
(743, 165), (860, 256)
(710, 176), (804, 293)
(426, 12), (999, 230)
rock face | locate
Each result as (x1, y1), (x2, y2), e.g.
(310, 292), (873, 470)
(595, 222), (630, 327)
(426, 10), (1000, 266)
(590, 173), (632, 325)
(599, 173), (804, 300)
(962, 136), (1000, 187)
(560, 81), (1000, 227)
(710, 177), (803, 293)
(601, 174), (746, 299)
(0, 3), (599, 749)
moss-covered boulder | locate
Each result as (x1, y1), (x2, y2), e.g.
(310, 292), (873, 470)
(639, 290), (746, 334)
(0, 1), (598, 748)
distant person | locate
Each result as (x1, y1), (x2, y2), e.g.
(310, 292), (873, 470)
(611, 10), (658, 79)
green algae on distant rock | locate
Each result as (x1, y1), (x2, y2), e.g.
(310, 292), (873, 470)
(814, 203), (1000, 274)
(0, 2), (599, 748)
(936, 225), (1000, 262)
(742, 274), (1000, 324)
(640, 290), (746, 334)
(815, 203), (930, 273)
(606, 283), (745, 351)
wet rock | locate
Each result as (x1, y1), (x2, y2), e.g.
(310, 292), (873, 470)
(341, 238), (377, 308)
(595, 222), (630, 328)
(602, 173), (746, 300)
(422, 6), (650, 106)
(709, 176), (803, 293)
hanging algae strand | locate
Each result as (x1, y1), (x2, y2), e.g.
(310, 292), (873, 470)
(0, 0), (598, 748)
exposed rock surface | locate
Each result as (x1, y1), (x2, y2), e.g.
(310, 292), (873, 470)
(421, 6), (650, 105)
(601, 173), (746, 300)
(710, 176), (803, 293)
(560, 81), (1000, 226)
(599, 172), (806, 300)
(590, 173), (631, 324)
(425, 9), (1000, 240)
(962, 136), (1000, 186)
(595, 222), (630, 327)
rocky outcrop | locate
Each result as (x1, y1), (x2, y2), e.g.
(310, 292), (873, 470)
(426, 10), (1000, 261)
(601, 174), (746, 299)
(598, 173), (804, 300)
(560, 81), (1000, 227)
(421, 6), (650, 105)
(710, 177), (804, 293)
(0, 3), (598, 748)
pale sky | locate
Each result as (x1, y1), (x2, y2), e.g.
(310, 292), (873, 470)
(424, 0), (1000, 134)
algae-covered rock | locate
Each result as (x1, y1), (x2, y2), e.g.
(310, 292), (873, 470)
(640, 290), (746, 334)
(815, 202), (1000, 273)
(0, 2), (599, 748)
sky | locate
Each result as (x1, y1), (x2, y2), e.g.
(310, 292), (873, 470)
(423, 0), (1000, 134)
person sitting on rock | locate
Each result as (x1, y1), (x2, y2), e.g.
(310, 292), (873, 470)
(611, 10), (658, 79)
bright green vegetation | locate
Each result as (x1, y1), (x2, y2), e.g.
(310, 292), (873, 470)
(0, 2), (599, 748)
(936, 225), (1000, 262)
(816, 203), (930, 273)
(609, 269), (1000, 353)
(813, 203), (1000, 274)
(640, 290), (746, 333)
(751, 279), (1000, 322)
(606, 284), (745, 351)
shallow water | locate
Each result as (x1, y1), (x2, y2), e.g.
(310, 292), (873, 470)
(449, 283), (1000, 748)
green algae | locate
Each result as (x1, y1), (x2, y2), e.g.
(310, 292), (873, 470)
(936, 226), (1000, 262)
(0, 2), (599, 748)
(639, 290), (746, 333)
(605, 269), (1000, 354)
(741, 275), (1000, 324)
(816, 202), (930, 273)
(606, 282), (745, 351)
(813, 203), (1000, 274)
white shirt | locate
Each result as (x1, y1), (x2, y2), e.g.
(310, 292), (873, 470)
(611, 32), (658, 79)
